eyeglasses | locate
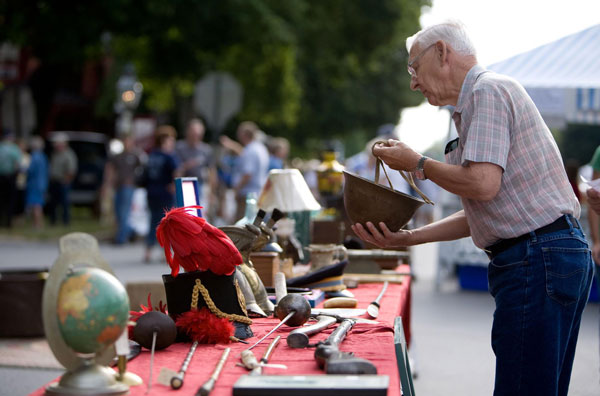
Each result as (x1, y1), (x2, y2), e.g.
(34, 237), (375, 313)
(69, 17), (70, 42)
(407, 43), (435, 79)
(444, 137), (459, 154)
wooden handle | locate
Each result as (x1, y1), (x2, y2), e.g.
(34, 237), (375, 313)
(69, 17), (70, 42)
(274, 272), (287, 304)
(323, 297), (358, 309)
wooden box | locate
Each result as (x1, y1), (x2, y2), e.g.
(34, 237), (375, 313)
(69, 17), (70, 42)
(249, 252), (280, 287)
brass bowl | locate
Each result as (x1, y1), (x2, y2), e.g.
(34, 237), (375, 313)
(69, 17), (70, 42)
(343, 170), (424, 232)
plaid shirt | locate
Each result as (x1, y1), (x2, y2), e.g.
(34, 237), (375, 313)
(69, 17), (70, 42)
(447, 65), (579, 248)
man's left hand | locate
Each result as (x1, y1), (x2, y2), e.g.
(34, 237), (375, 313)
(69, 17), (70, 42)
(351, 221), (414, 248)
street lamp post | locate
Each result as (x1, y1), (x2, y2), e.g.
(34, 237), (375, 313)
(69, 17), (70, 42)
(115, 63), (143, 137)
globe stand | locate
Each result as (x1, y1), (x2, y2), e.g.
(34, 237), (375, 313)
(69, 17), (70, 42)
(45, 356), (128, 395)
(42, 233), (131, 396)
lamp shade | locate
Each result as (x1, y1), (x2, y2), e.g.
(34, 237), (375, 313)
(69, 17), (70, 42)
(258, 169), (321, 212)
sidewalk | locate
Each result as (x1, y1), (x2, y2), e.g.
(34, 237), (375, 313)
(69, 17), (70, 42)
(0, 237), (598, 396)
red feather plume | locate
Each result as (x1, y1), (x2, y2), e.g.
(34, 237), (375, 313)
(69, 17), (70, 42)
(156, 205), (242, 277)
(175, 308), (235, 344)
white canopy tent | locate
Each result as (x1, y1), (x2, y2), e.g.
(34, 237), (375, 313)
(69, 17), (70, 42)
(488, 24), (600, 128)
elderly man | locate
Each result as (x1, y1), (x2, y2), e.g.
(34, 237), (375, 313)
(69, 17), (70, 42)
(352, 21), (593, 396)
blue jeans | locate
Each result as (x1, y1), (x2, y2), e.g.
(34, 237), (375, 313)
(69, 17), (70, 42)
(114, 185), (134, 244)
(487, 215), (594, 396)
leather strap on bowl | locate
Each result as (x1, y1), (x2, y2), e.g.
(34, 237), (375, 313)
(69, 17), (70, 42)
(371, 140), (434, 205)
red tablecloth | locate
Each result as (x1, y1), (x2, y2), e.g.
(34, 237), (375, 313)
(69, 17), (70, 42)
(32, 267), (411, 396)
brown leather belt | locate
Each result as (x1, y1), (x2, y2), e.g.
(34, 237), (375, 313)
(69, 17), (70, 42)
(485, 215), (579, 259)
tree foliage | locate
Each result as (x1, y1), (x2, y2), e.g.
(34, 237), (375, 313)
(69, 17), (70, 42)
(2, 0), (430, 153)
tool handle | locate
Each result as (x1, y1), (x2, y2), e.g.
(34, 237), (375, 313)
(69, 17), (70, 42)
(314, 319), (355, 368)
(325, 318), (354, 347)
(261, 335), (281, 363)
(252, 209), (266, 226)
(373, 281), (389, 305)
(274, 272), (287, 304)
(287, 315), (337, 348)
(197, 348), (230, 396)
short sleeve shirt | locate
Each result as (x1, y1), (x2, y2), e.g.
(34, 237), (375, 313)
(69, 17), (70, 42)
(448, 65), (580, 248)
(234, 140), (269, 196)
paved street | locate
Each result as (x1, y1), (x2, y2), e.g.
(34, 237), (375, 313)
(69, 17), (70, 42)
(0, 237), (598, 395)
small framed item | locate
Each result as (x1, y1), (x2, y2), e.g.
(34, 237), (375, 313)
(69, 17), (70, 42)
(175, 177), (202, 217)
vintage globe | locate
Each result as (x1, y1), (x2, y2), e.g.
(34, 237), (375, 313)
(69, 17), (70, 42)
(56, 267), (129, 355)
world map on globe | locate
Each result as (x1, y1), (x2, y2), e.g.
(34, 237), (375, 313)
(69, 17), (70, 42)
(57, 267), (129, 354)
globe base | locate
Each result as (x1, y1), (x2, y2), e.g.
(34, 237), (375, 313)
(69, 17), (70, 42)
(46, 359), (129, 395)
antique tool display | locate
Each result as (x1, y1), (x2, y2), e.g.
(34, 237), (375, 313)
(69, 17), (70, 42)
(287, 315), (337, 348)
(244, 292), (311, 352)
(250, 335), (281, 375)
(197, 347), (231, 396)
(42, 232), (131, 396)
(169, 341), (198, 390)
(367, 281), (388, 319)
(288, 308), (380, 349)
(314, 318), (378, 374)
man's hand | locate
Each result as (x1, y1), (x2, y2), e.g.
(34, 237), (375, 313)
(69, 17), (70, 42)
(587, 188), (600, 214)
(350, 222), (414, 248)
(372, 140), (421, 172)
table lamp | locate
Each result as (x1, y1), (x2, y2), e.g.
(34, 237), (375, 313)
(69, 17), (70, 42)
(258, 169), (321, 263)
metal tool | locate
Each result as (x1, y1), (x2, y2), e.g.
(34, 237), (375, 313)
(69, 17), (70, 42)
(250, 335), (281, 375)
(170, 341), (198, 389)
(196, 347), (231, 396)
(314, 318), (377, 375)
(146, 331), (157, 394)
(287, 315), (337, 348)
(367, 281), (388, 319)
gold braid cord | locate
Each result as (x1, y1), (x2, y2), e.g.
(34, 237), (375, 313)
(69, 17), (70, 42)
(191, 279), (252, 325)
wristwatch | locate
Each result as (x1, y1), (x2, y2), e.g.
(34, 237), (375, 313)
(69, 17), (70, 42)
(414, 156), (429, 180)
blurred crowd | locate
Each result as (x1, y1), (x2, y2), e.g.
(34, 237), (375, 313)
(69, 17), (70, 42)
(0, 118), (443, 264)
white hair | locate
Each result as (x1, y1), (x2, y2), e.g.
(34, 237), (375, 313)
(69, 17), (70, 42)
(406, 20), (477, 57)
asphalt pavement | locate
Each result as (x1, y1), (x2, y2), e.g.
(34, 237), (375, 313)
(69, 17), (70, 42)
(0, 237), (598, 396)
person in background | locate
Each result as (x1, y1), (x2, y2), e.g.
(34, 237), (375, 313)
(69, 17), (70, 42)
(103, 134), (145, 245)
(266, 136), (290, 171)
(585, 146), (600, 313)
(0, 130), (23, 227)
(25, 136), (49, 230)
(15, 137), (31, 218)
(175, 118), (216, 206)
(228, 121), (269, 221)
(144, 125), (181, 262)
(48, 132), (77, 226)
(352, 20), (593, 396)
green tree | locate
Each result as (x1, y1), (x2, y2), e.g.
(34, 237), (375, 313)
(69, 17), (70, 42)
(2, 0), (430, 155)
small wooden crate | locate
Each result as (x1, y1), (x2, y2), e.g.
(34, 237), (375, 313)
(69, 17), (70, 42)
(249, 252), (280, 287)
